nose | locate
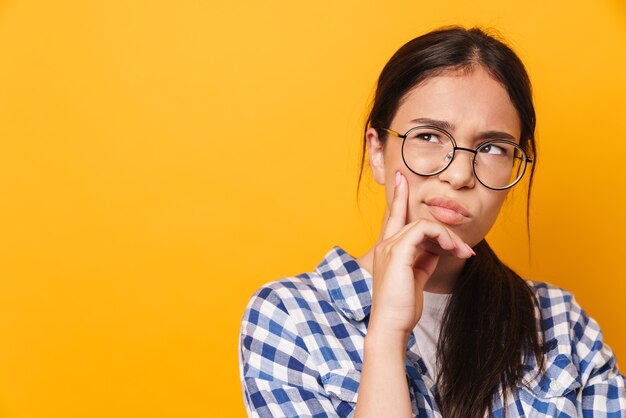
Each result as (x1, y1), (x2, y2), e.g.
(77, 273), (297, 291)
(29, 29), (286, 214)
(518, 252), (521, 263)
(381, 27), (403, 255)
(437, 147), (476, 189)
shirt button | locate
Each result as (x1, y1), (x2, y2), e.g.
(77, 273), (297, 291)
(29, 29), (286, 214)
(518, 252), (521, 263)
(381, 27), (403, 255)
(549, 380), (562, 391)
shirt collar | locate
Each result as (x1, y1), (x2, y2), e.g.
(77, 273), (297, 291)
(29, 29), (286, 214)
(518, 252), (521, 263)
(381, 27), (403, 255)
(315, 246), (373, 321)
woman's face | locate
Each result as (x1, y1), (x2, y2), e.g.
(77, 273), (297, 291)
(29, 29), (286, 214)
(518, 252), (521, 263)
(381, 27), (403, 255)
(367, 66), (522, 247)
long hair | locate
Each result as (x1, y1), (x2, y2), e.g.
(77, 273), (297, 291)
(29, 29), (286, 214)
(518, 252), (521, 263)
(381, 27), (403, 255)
(360, 27), (544, 417)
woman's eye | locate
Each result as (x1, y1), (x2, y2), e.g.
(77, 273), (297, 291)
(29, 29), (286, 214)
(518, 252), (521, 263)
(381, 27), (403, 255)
(480, 143), (506, 155)
(415, 133), (440, 143)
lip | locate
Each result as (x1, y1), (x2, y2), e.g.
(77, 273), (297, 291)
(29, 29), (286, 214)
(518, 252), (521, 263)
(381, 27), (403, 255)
(424, 197), (471, 226)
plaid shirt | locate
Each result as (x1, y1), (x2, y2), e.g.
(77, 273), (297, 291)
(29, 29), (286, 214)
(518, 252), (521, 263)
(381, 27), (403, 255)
(239, 246), (626, 417)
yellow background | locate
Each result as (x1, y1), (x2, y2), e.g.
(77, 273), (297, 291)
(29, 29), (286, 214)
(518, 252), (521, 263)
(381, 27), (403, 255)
(0, 0), (624, 417)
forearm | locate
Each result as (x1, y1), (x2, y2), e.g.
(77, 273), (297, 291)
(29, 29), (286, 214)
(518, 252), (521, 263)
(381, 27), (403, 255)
(355, 328), (413, 418)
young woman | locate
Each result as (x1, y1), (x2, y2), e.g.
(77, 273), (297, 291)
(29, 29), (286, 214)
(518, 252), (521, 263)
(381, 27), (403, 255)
(238, 27), (626, 417)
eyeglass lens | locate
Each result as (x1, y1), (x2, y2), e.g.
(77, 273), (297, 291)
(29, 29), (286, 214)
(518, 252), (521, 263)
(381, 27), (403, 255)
(401, 127), (527, 189)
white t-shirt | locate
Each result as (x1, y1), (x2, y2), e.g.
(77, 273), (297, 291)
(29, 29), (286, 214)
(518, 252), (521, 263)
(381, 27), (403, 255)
(413, 291), (450, 380)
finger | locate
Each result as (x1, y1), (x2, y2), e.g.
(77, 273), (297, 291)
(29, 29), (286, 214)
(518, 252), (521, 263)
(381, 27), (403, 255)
(394, 220), (474, 259)
(422, 225), (474, 259)
(422, 238), (457, 255)
(420, 221), (475, 258)
(420, 239), (473, 258)
(382, 171), (408, 240)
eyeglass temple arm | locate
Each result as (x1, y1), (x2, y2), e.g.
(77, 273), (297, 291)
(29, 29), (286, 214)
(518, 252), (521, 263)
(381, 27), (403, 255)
(515, 155), (533, 163)
(377, 128), (403, 138)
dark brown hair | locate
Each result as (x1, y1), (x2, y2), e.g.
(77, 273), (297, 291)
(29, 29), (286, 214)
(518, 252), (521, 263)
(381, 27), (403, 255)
(361, 27), (544, 417)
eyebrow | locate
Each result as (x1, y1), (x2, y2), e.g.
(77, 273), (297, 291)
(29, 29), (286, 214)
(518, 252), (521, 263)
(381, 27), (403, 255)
(410, 117), (517, 141)
(410, 117), (456, 131)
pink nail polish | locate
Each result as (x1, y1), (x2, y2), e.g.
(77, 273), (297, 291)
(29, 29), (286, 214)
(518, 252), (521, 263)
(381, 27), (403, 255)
(395, 171), (401, 186)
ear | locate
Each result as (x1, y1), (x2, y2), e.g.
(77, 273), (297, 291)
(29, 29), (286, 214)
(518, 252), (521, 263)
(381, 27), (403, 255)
(366, 127), (386, 185)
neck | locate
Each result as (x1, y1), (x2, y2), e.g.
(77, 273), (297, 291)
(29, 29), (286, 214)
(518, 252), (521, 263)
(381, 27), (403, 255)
(356, 248), (465, 294)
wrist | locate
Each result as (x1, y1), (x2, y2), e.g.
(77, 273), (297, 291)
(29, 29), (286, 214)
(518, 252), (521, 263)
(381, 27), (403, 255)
(364, 325), (411, 353)
(367, 312), (416, 341)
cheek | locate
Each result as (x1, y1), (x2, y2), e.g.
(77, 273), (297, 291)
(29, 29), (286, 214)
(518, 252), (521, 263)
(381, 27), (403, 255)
(477, 192), (509, 229)
(381, 150), (410, 202)
(404, 175), (429, 222)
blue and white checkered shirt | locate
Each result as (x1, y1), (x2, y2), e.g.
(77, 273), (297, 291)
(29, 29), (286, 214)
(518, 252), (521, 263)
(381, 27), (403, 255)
(239, 246), (626, 417)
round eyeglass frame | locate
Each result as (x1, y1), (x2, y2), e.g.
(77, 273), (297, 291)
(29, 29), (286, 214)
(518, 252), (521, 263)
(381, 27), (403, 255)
(378, 125), (533, 191)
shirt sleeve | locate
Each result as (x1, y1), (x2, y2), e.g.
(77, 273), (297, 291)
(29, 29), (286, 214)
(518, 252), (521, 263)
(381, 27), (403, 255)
(569, 295), (626, 416)
(239, 285), (342, 418)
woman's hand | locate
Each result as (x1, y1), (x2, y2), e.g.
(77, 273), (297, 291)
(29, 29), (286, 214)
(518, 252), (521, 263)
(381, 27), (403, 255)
(355, 171), (474, 418)
(368, 171), (475, 338)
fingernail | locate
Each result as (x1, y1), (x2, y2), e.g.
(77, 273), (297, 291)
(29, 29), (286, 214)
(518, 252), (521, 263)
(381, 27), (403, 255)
(395, 171), (401, 187)
(466, 244), (476, 256)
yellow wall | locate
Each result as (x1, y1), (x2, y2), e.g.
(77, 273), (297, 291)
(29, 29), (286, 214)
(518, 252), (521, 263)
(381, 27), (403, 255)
(0, 1), (624, 416)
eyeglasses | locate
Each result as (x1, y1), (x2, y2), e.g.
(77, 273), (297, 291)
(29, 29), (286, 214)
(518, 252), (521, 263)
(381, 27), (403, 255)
(379, 125), (533, 190)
